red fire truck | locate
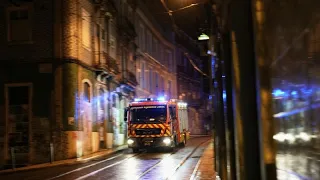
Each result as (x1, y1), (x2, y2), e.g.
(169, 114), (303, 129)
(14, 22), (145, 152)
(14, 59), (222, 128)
(124, 97), (190, 152)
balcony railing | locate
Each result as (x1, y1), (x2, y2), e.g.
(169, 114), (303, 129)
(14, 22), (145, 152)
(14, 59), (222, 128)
(118, 70), (138, 86)
(118, 16), (136, 39)
(95, 53), (120, 75)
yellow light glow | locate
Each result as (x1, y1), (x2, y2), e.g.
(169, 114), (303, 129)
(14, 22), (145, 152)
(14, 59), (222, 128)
(198, 33), (209, 40)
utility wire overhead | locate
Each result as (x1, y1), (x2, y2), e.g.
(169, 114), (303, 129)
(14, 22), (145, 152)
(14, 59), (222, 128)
(159, 0), (208, 77)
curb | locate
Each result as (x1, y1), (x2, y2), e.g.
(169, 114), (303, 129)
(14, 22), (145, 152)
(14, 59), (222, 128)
(190, 140), (215, 180)
(0, 145), (128, 175)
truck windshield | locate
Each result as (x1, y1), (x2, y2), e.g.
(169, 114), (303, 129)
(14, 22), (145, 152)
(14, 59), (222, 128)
(130, 105), (167, 123)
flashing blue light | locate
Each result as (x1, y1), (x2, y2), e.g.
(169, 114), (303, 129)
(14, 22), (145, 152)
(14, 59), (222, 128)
(157, 96), (166, 101)
(134, 98), (152, 102)
(301, 88), (313, 95)
(223, 91), (226, 100)
(291, 91), (297, 96)
(134, 98), (141, 102)
(272, 89), (286, 97)
(133, 97), (167, 102)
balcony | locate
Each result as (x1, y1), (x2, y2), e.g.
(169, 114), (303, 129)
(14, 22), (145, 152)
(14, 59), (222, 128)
(118, 70), (138, 87)
(95, 53), (120, 75)
(118, 16), (137, 41)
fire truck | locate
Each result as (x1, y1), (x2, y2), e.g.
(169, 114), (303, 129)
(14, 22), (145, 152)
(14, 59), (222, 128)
(124, 97), (190, 152)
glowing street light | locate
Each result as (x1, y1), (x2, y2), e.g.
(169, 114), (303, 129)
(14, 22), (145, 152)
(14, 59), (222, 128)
(198, 33), (209, 40)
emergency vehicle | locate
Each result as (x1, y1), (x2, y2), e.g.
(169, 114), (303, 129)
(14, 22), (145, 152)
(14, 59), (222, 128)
(124, 97), (190, 152)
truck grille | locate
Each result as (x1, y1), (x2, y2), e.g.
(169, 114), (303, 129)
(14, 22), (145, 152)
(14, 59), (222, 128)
(135, 128), (161, 135)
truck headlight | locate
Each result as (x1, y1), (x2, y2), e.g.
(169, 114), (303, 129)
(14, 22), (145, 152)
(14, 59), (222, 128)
(127, 139), (134, 145)
(163, 137), (171, 145)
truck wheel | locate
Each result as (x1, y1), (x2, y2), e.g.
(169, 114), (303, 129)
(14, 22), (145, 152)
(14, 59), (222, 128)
(180, 134), (187, 147)
(174, 136), (178, 148)
(181, 137), (186, 147)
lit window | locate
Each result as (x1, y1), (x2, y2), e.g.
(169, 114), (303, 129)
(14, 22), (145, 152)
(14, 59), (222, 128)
(82, 8), (91, 49)
(110, 37), (115, 56)
(109, 20), (117, 59)
(7, 7), (32, 42)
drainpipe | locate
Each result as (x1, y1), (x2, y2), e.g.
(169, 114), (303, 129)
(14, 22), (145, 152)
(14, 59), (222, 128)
(50, 0), (55, 163)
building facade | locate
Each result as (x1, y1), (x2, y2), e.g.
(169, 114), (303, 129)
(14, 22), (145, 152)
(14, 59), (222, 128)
(134, 2), (177, 100)
(175, 31), (209, 135)
(0, 0), (137, 169)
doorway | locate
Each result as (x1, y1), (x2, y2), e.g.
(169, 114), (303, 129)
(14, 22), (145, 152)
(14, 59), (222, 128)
(5, 84), (32, 165)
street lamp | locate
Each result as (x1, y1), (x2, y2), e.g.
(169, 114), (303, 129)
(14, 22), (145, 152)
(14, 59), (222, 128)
(198, 33), (210, 41)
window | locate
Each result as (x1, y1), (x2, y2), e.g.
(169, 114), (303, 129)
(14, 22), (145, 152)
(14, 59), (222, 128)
(101, 29), (106, 51)
(168, 80), (172, 97)
(154, 72), (158, 92)
(145, 67), (149, 90)
(84, 82), (91, 102)
(169, 106), (176, 120)
(82, 9), (91, 49)
(96, 24), (100, 37)
(141, 62), (145, 89)
(7, 7), (32, 42)
(139, 24), (145, 50)
(109, 20), (117, 59)
(109, 37), (116, 57)
(153, 38), (158, 59)
(136, 60), (141, 85)
(147, 31), (152, 54)
(149, 69), (153, 93)
(159, 44), (163, 63)
(184, 55), (188, 72)
(160, 76), (164, 93)
(167, 51), (173, 72)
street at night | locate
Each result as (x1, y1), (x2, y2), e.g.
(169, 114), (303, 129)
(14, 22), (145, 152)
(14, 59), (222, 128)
(0, 137), (211, 180)
(1, 0), (320, 179)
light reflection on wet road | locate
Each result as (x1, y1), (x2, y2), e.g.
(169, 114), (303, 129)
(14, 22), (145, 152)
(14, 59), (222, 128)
(0, 136), (211, 180)
(276, 152), (320, 180)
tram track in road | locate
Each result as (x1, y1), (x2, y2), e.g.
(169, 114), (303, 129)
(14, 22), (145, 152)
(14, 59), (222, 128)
(134, 138), (211, 180)
(41, 136), (211, 180)
(46, 151), (144, 180)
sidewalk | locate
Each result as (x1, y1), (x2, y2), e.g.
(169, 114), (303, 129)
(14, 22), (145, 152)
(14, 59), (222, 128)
(190, 140), (216, 180)
(0, 145), (128, 174)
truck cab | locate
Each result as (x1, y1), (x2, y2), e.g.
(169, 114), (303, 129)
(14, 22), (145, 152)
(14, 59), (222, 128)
(124, 97), (189, 152)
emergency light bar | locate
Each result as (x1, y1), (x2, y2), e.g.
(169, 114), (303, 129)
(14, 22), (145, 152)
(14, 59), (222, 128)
(133, 96), (167, 102)
(134, 98), (153, 102)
